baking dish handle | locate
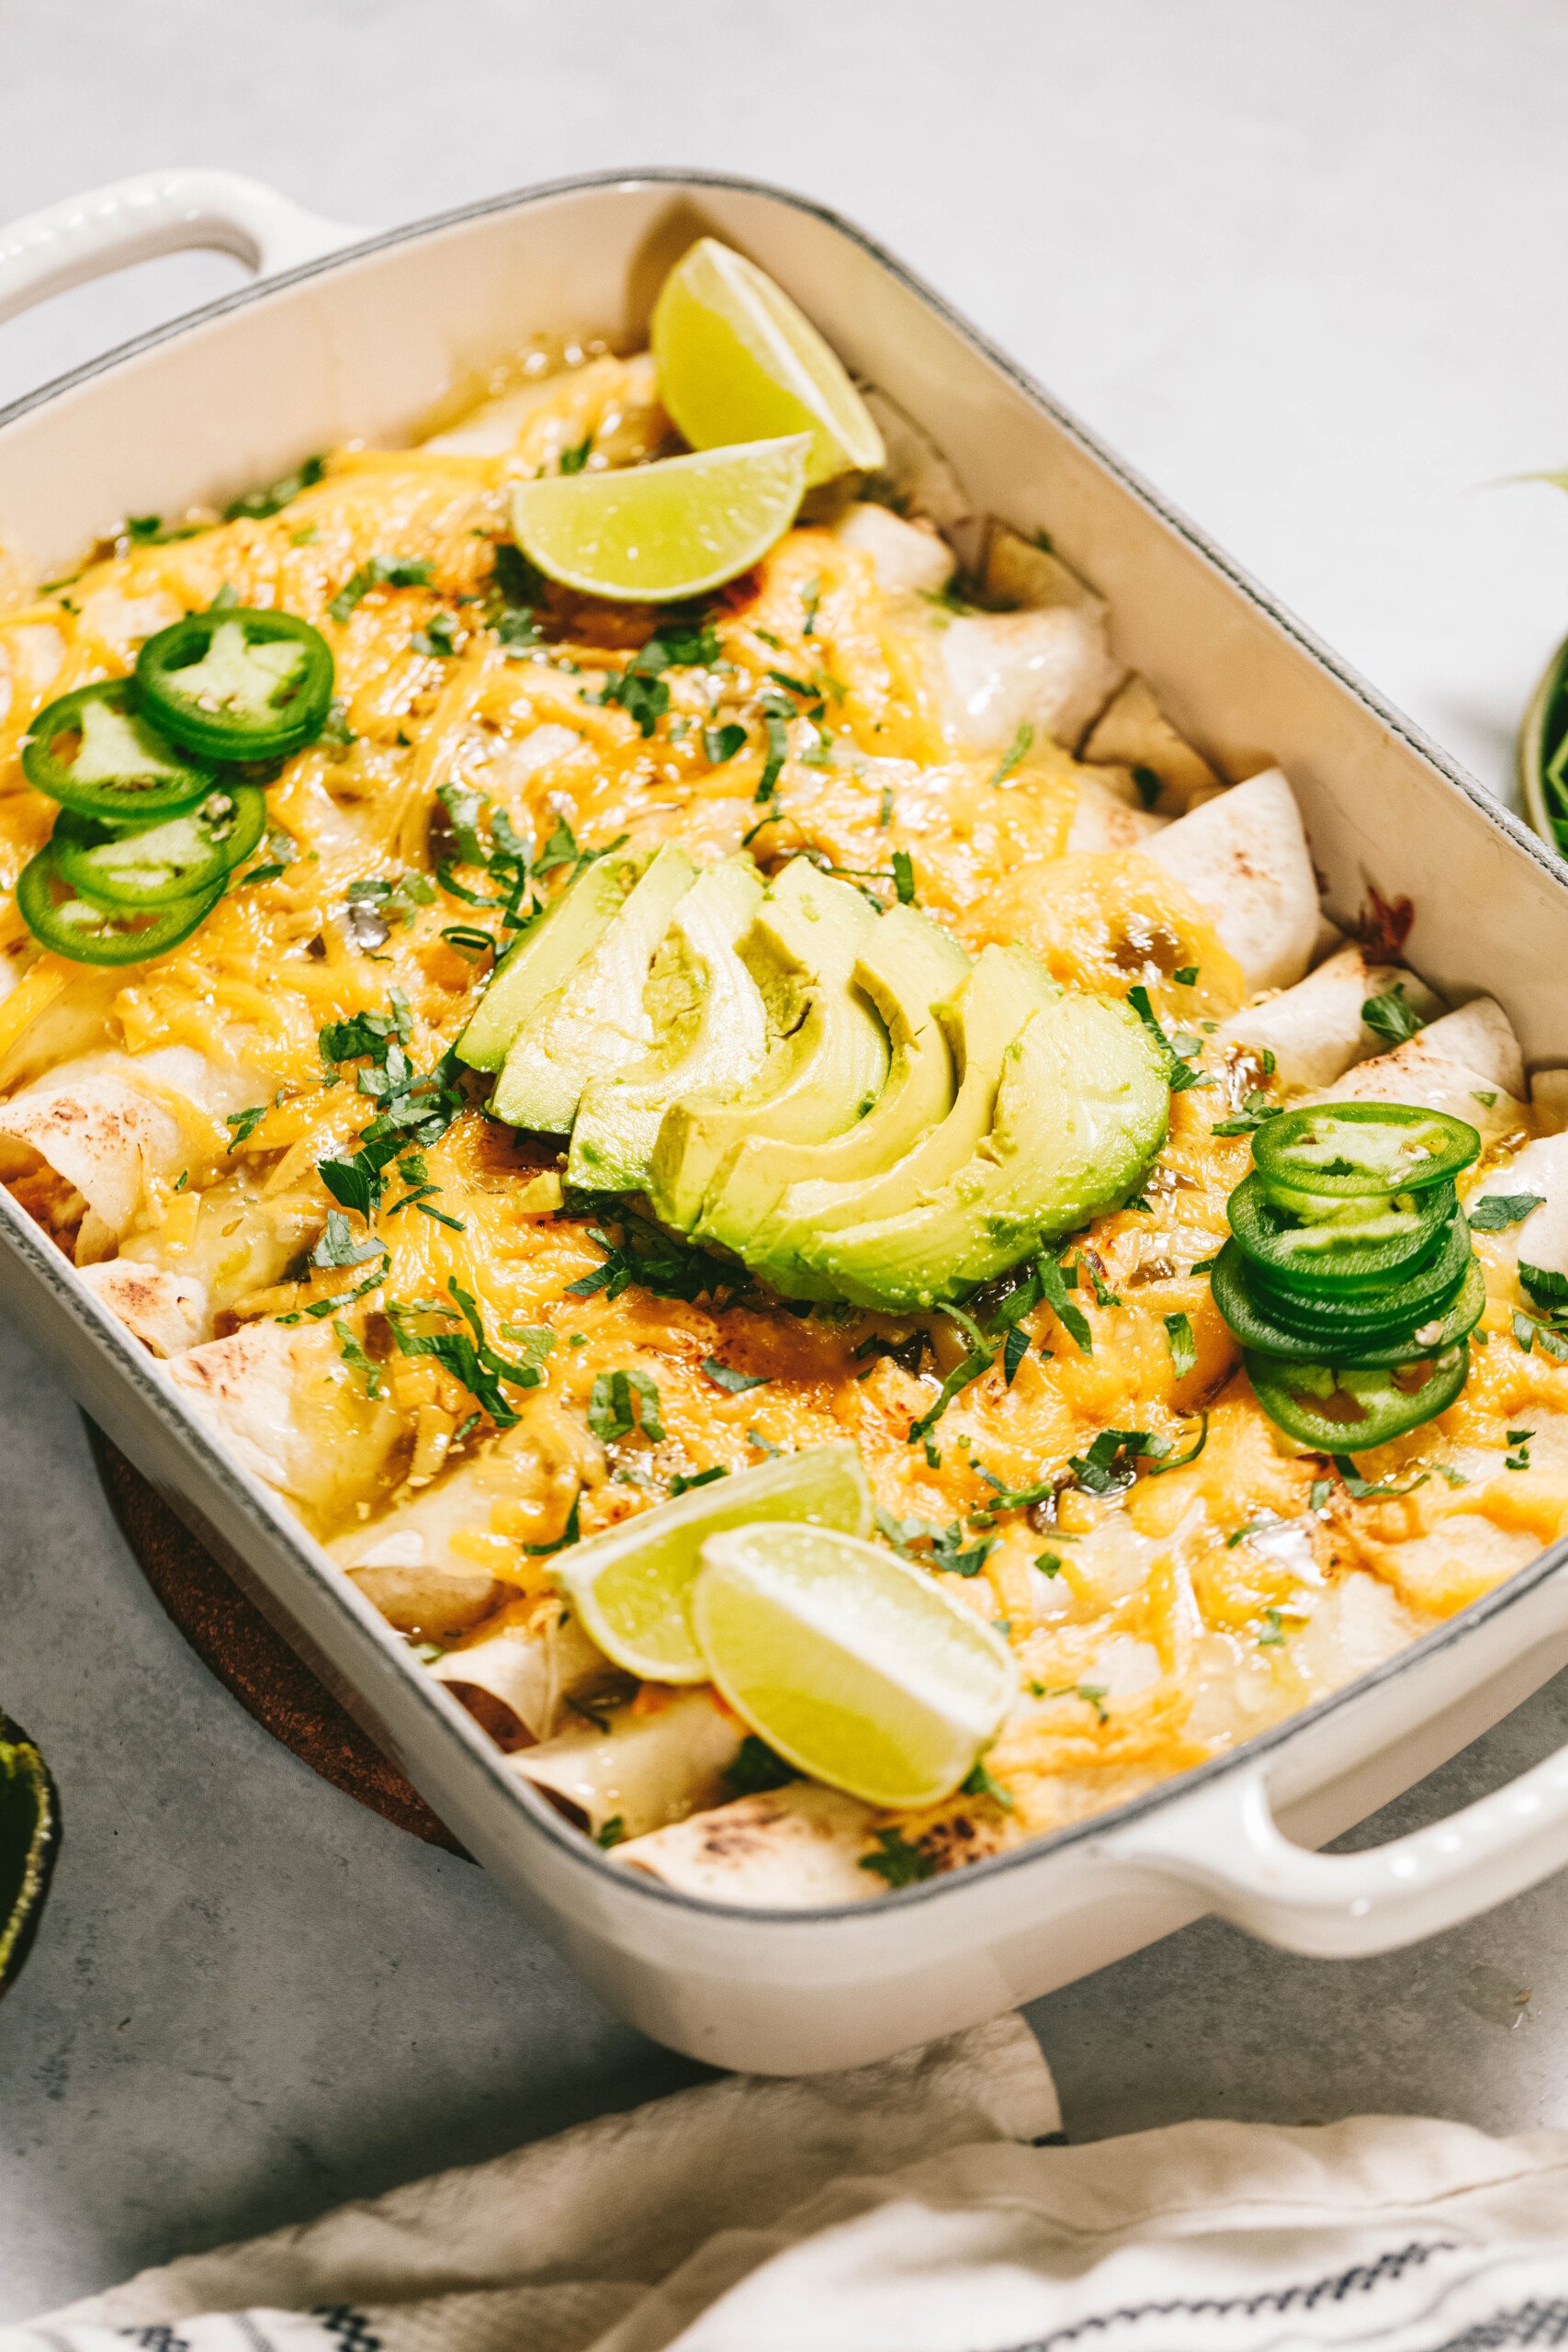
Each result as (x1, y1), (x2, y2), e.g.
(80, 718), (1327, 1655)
(1102, 1745), (1568, 1957)
(0, 168), (365, 327)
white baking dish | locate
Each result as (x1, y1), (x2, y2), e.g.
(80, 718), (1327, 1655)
(6, 165), (1568, 2075)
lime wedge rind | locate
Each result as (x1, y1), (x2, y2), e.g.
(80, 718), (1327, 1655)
(509, 435), (810, 605)
(692, 1522), (1016, 1809)
(652, 238), (886, 489)
(556, 1444), (871, 1682)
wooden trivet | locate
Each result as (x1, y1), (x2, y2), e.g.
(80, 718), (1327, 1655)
(85, 1420), (467, 1856)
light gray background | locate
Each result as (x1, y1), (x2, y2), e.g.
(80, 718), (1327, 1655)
(4, 0), (1568, 2319)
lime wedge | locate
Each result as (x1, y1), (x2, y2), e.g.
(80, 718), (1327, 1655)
(693, 1523), (1016, 1808)
(652, 238), (885, 489)
(556, 1445), (870, 1682)
(509, 435), (809, 604)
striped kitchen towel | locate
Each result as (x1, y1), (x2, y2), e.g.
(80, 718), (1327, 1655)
(10, 2013), (1568, 2351)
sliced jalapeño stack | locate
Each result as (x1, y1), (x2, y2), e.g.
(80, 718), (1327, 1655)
(17, 607), (333, 963)
(1211, 1102), (1483, 1452)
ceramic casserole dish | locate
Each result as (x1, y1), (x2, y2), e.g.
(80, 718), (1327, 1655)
(4, 165), (1568, 2073)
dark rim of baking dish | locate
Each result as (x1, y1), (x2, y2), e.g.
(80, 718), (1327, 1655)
(6, 164), (1568, 1926)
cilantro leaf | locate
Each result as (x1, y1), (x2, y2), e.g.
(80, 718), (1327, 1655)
(703, 1357), (771, 1394)
(986, 720), (1034, 786)
(311, 1208), (383, 1271)
(225, 1104), (267, 1149)
(1038, 1255), (1092, 1354)
(1164, 1310), (1197, 1377)
(1469, 1193), (1545, 1232)
(723, 1736), (798, 1795)
(587, 1367), (665, 1444)
(858, 1828), (935, 1888)
(1361, 984), (1426, 1046)
(224, 453), (326, 521)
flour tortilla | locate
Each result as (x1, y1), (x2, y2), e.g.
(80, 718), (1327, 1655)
(615, 1778), (1010, 1907)
(1080, 673), (1222, 813)
(933, 605), (1125, 757)
(78, 1259), (209, 1358)
(431, 1608), (609, 1745)
(1218, 946), (1444, 1092)
(169, 1317), (400, 1520)
(617, 1781), (882, 1905)
(0, 1046), (259, 1255)
(1471, 1129), (1568, 1281)
(1317, 998), (1527, 1136)
(332, 1422), (594, 1644)
(835, 502), (954, 598)
(981, 519), (1105, 617)
(1141, 767), (1319, 993)
(1066, 770), (1169, 855)
(511, 1689), (742, 1842)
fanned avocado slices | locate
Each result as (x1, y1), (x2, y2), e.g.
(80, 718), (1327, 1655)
(810, 987), (1168, 1309)
(649, 858), (890, 1238)
(457, 846), (649, 1073)
(776, 943), (1055, 1300)
(568, 857), (769, 1193)
(720, 902), (971, 1288)
(494, 843), (699, 1132)
(0, 1714), (58, 1997)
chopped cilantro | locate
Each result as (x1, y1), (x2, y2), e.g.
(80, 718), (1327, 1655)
(858, 1828), (935, 1888)
(333, 1317), (384, 1399)
(224, 453), (326, 521)
(704, 720), (747, 765)
(670, 1465), (728, 1496)
(1361, 985), (1426, 1047)
(961, 1759), (1014, 1809)
(329, 556), (433, 623)
(588, 1367), (665, 1444)
(891, 847), (916, 905)
(1469, 1193), (1545, 1232)
(723, 1736), (798, 1795)
(412, 610), (459, 659)
(702, 1357), (771, 1394)
(1164, 1310), (1197, 1377)
(986, 720), (1035, 786)
(224, 1104), (267, 1149)
(595, 1815), (626, 1849)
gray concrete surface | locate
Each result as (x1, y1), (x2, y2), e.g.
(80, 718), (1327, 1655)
(5, 0), (1568, 2317)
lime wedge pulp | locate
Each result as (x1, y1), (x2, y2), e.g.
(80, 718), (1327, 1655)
(555, 1444), (871, 1682)
(652, 238), (886, 490)
(693, 1523), (1016, 1808)
(509, 435), (809, 604)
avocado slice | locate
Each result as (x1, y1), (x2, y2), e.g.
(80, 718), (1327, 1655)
(812, 988), (1168, 1310)
(649, 858), (890, 1236)
(712, 903), (971, 1279)
(457, 847), (648, 1073)
(493, 844), (699, 1132)
(770, 942), (1055, 1300)
(567, 857), (770, 1193)
(0, 1713), (58, 1998)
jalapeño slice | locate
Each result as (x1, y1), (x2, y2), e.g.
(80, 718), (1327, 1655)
(1244, 1340), (1470, 1453)
(135, 608), (333, 761)
(1235, 1215), (1474, 1346)
(1228, 1170), (1457, 1294)
(21, 680), (214, 819)
(1252, 1102), (1480, 1199)
(53, 782), (266, 910)
(17, 843), (223, 965)
(1213, 1244), (1483, 1367)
